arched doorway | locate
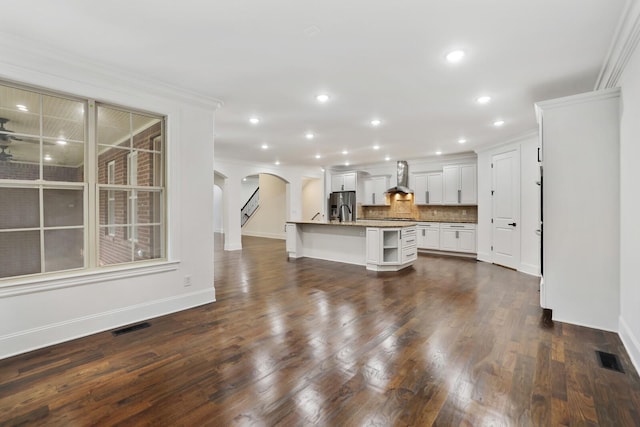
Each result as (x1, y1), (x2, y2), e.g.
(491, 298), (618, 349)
(241, 173), (289, 239)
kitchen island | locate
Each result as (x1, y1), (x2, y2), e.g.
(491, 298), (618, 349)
(285, 220), (417, 271)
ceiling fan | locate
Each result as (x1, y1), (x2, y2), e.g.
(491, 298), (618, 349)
(0, 118), (23, 143)
(0, 145), (13, 162)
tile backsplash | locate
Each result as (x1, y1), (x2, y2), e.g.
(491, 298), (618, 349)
(359, 195), (477, 223)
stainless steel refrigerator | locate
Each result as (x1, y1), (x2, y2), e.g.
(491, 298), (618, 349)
(328, 191), (356, 222)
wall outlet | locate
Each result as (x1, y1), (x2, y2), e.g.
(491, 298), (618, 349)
(183, 275), (192, 287)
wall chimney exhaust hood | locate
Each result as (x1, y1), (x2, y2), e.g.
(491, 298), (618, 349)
(385, 160), (414, 194)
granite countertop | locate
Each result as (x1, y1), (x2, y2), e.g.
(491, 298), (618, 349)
(359, 218), (478, 224)
(287, 220), (417, 228)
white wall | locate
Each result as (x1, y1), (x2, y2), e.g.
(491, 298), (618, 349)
(242, 174), (287, 239)
(476, 134), (540, 276)
(240, 176), (259, 203)
(618, 26), (640, 373)
(0, 36), (219, 359)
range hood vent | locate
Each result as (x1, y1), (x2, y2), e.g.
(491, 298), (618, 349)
(386, 160), (413, 194)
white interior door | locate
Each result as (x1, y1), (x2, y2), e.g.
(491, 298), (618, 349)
(492, 150), (520, 269)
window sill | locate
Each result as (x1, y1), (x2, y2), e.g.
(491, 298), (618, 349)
(0, 260), (180, 298)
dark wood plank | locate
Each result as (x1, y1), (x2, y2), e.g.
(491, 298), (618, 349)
(0, 234), (639, 426)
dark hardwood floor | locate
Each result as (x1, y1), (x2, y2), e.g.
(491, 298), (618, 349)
(1, 234), (639, 426)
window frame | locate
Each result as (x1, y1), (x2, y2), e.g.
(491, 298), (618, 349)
(0, 80), (167, 282)
(106, 160), (116, 237)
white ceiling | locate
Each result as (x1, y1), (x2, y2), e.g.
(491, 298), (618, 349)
(0, 0), (627, 168)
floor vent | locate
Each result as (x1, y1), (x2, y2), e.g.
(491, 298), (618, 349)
(112, 322), (151, 337)
(596, 350), (624, 373)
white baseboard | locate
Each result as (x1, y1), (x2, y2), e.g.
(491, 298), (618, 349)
(476, 251), (492, 263)
(551, 314), (618, 334)
(241, 230), (286, 240)
(518, 262), (541, 277)
(224, 242), (242, 251)
(0, 289), (215, 360)
(619, 315), (640, 376)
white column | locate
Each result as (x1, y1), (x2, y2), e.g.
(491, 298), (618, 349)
(223, 176), (243, 250)
(288, 177), (303, 221)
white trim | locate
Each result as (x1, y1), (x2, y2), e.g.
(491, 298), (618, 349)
(552, 316), (618, 334)
(0, 33), (222, 111)
(595, 0), (640, 89)
(223, 242), (243, 251)
(0, 261), (179, 298)
(476, 250), (492, 263)
(473, 129), (538, 155)
(518, 262), (540, 277)
(0, 287), (214, 360)
(534, 87), (622, 114)
(619, 315), (640, 376)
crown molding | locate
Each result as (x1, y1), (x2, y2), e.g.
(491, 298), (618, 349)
(595, 0), (640, 89)
(474, 129), (539, 155)
(0, 32), (223, 111)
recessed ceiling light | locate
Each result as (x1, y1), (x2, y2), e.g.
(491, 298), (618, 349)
(249, 117), (260, 125)
(373, 145), (380, 150)
(315, 154), (321, 159)
(446, 50), (465, 63)
(436, 151), (442, 155)
(345, 161), (350, 166)
(493, 120), (505, 127)
(385, 156), (391, 161)
(370, 119), (381, 127)
(275, 160), (280, 165)
(476, 96), (491, 104)
(44, 154), (52, 161)
(458, 138), (467, 144)
(305, 132), (314, 140)
(342, 150), (348, 155)
(242, 178), (247, 182)
(16, 104), (28, 112)
(57, 139), (67, 145)
(261, 143), (268, 150)
(316, 94), (330, 103)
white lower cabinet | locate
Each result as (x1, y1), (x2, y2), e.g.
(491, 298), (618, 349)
(366, 226), (417, 271)
(416, 222), (440, 249)
(439, 223), (476, 253)
(401, 227), (418, 264)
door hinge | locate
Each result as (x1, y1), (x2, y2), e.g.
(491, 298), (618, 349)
(491, 218), (493, 223)
(491, 163), (494, 168)
(491, 245), (493, 251)
(491, 190), (494, 196)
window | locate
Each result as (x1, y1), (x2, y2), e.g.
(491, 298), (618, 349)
(0, 81), (166, 279)
(97, 104), (165, 265)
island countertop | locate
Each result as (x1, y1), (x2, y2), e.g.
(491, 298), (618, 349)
(286, 220), (417, 228)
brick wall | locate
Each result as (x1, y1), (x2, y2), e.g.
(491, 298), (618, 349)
(97, 122), (162, 266)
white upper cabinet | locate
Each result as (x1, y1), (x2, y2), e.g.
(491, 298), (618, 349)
(331, 172), (357, 192)
(443, 164), (477, 205)
(413, 172), (443, 205)
(363, 176), (390, 205)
